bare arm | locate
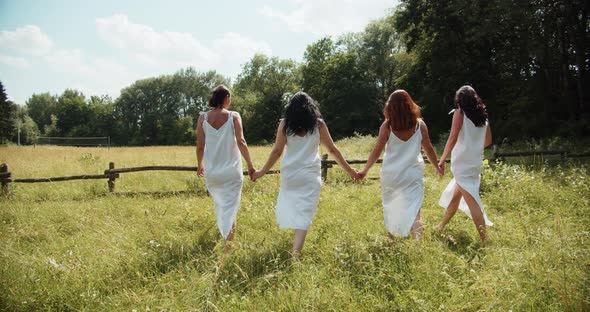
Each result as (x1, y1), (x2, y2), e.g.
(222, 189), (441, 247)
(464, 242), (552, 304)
(319, 120), (357, 179)
(252, 120), (287, 180)
(419, 119), (443, 176)
(438, 109), (463, 168)
(232, 112), (255, 175)
(484, 122), (492, 148)
(360, 121), (390, 176)
(196, 114), (205, 177)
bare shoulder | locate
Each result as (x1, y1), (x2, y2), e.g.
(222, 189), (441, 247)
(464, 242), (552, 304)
(317, 118), (326, 128)
(418, 118), (427, 128)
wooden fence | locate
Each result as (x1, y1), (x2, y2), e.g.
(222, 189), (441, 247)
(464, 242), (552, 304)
(1, 145), (589, 196)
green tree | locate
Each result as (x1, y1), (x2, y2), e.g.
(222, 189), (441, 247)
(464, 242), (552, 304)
(26, 92), (58, 130)
(0, 81), (17, 143)
(234, 54), (301, 143)
(56, 89), (89, 136)
(44, 115), (59, 137)
(394, 0), (590, 138)
(114, 69), (228, 145)
(173, 68), (229, 124)
(12, 105), (39, 145)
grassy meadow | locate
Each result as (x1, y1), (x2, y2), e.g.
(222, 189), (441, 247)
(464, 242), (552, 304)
(0, 137), (589, 311)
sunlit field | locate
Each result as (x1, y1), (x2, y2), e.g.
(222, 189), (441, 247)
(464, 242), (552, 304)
(1, 137), (589, 310)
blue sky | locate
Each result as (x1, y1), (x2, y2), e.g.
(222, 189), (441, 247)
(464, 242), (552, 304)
(0, 0), (397, 104)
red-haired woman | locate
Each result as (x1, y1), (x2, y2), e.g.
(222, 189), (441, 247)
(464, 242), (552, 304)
(358, 90), (442, 239)
(436, 85), (493, 243)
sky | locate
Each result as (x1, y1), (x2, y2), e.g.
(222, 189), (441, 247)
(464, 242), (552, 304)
(0, 0), (397, 104)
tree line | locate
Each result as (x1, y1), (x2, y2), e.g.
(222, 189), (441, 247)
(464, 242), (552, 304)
(1, 0), (588, 146)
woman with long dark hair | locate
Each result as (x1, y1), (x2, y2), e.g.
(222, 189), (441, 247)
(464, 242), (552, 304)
(436, 85), (493, 243)
(358, 90), (442, 239)
(251, 92), (358, 257)
(196, 85), (255, 246)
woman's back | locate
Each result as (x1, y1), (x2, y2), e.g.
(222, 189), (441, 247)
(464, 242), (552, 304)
(202, 110), (242, 180)
(382, 122), (424, 179)
(451, 113), (487, 175)
(281, 124), (321, 172)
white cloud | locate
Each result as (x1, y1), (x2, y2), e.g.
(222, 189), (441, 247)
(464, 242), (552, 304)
(45, 49), (128, 77)
(0, 25), (53, 55)
(95, 14), (218, 68)
(258, 0), (396, 36)
(44, 48), (132, 97)
(0, 54), (31, 69)
(213, 32), (273, 72)
(95, 14), (272, 75)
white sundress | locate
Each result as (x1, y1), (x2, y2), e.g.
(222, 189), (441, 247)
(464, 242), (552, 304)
(275, 124), (322, 230)
(438, 114), (493, 226)
(202, 111), (243, 239)
(380, 122), (425, 237)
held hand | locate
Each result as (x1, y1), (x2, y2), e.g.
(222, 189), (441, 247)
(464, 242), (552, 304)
(247, 166), (256, 180)
(437, 161), (445, 176)
(251, 170), (265, 182)
(434, 164), (444, 177)
(356, 169), (368, 181)
(348, 169), (360, 181)
(197, 165), (204, 177)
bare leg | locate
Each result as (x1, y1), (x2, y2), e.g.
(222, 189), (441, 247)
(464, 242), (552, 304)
(410, 211), (424, 240)
(292, 229), (308, 258)
(436, 185), (462, 231)
(225, 221), (237, 242)
(456, 185), (488, 243)
(223, 221), (237, 253)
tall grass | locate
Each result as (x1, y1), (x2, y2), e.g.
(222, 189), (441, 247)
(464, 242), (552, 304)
(0, 140), (588, 311)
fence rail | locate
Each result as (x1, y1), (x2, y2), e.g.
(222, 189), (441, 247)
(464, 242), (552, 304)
(1, 145), (589, 196)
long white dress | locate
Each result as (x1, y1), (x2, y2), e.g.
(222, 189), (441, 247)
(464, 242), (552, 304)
(275, 125), (322, 230)
(202, 111), (243, 239)
(380, 122), (425, 237)
(438, 114), (493, 226)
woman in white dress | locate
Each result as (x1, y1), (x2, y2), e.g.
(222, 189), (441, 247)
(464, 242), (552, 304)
(251, 92), (358, 257)
(196, 85), (255, 243)
(358, 90), (442, 239)
(436, 85), (493, 243)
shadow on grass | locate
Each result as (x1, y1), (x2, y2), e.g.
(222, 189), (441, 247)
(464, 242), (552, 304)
(332, 237), (416, 300)
(433, 228), (486, 259)
(11, 189), (210, 203)
(106, 225), (219, 290)
(112, 189), (209, 198)
(214, 238), (294, 295)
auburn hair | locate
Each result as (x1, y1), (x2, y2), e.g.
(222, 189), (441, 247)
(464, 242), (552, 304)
(383, 89), (421, 131)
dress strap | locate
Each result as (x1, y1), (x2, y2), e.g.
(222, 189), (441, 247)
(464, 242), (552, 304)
(228, 111), (234, 130)
(203, 111), (209, 121)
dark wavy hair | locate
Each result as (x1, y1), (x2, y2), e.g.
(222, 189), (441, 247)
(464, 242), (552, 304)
(384, 89), (421, 131)
(283, 92), (322, 136)
(209, 85), (230, 108)
(455, 85), (488, 127)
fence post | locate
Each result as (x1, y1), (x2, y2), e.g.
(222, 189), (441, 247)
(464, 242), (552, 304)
(560, 146), (567, 163)
(1, 163), (9, 196)
(321, 154), (329, 182)
(491, 145), (498, 162)
(107, 162), (116, 192)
